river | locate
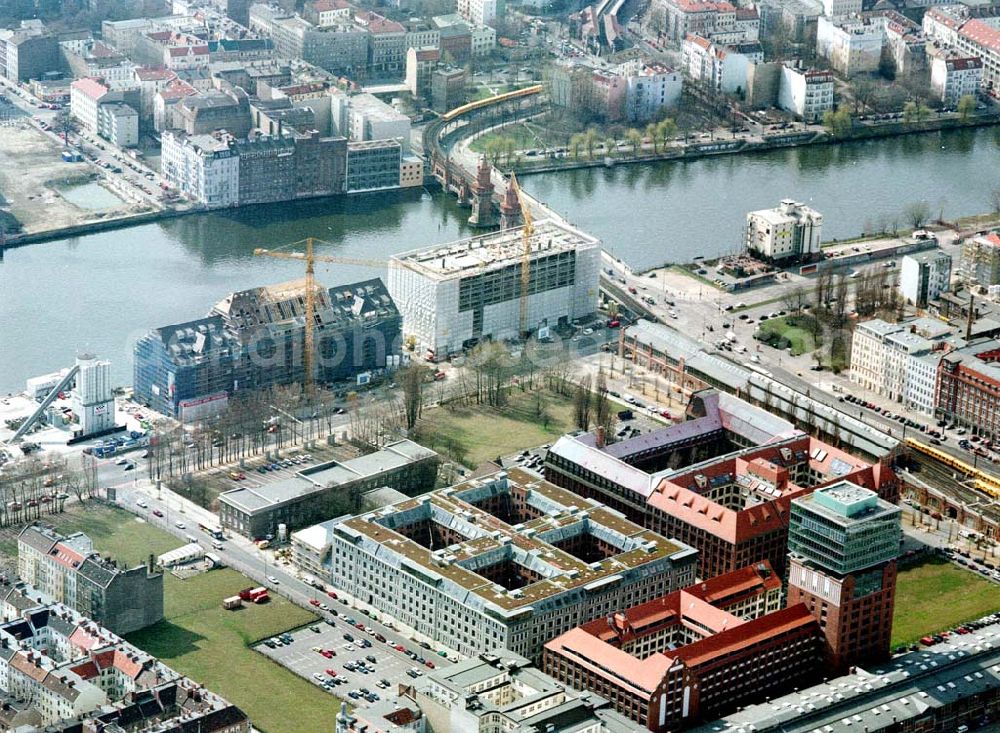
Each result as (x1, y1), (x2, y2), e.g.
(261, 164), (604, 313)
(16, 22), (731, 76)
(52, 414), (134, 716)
(1, 126), (997, 393)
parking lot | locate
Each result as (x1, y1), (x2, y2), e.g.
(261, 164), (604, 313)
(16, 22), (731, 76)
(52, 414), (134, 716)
(255, 603), (453, 708)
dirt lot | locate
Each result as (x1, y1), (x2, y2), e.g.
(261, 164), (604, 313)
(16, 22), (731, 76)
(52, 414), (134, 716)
(0, 125), (136, 233)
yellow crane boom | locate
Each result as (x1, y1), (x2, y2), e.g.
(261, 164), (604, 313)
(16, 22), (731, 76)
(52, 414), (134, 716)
(253, 238), (388, 391)
(509, 174), (534, 338)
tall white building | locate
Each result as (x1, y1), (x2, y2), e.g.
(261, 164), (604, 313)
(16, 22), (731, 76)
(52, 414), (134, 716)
(816, 15), (885, 76)
(388, 219), (600, 355)
(625, 63), (683, 122)
(850, 319), (904, 393)
(69, 77), (109, 133)
(822, 0), (862, 19)
(745, 199), (823, 262)
(331, 92), (411, 150)
(778, 65), (834, 121)
(930, 55), (983, 106)
(900, 249), (952, 307)
(160, 130), (240, 208)
(457, 0), (498, 27)
(71, 353), (114, 436)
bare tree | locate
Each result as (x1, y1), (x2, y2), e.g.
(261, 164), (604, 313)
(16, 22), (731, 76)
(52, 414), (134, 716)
(573, 374), (593, 430)
(782, 286), (808, 315)
(399, 364), (430, 430)
(904, 200), (931, 229)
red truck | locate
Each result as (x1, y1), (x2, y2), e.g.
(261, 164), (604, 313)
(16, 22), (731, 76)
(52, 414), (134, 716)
(238, 587), (270, 603)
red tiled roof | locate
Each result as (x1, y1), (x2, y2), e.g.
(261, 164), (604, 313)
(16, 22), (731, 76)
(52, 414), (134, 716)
(946, 56), (983, 71)
(961, 19), (1000, 54)
(135, 66), (176, 81)
(70, 77), (109, 101)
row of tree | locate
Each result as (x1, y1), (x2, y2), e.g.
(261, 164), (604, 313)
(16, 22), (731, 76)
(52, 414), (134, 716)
(568, 119), (680, 160)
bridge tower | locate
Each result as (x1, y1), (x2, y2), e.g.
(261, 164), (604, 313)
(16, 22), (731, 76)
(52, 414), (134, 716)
(499, 180), (522, 230)
(468, 157), (498, 228)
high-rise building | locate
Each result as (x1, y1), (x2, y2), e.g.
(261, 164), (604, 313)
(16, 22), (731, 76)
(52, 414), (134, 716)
(71, 353), (115, 437)
(787, 481), (901, 673)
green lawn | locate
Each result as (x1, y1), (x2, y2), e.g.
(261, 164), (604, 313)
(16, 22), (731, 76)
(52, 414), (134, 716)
(892, 556), (1000, 647)
(469, 122), (541, 154)
(755, 315), (821, 357)
(29, 505), (337, 733)
(415, 388), (575, 468)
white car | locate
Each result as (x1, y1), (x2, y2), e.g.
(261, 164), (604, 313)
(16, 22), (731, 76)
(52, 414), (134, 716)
(136, 500), (147, 509)
(266, 575), (279, 584)
(175, 521), (185, 529)
(115, 457), (128, 465)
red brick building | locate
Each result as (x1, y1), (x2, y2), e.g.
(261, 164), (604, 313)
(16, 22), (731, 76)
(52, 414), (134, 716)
(936, 338), (1000, 440)
(543, 563), (823, 731)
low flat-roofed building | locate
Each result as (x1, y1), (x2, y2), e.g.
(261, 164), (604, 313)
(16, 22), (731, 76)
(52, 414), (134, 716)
(544, 562), (821, 731)
(413, 651), (638, 733)
(325, 467), (698, 662)
(219, 440), (439, 538)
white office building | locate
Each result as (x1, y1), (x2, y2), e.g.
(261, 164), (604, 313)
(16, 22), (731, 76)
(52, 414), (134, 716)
(388, 219), (600, 355)
(71, 353), (114, 437)
(161, 131), (240, 208)
(778, 65), (834, 121)
(900, 249), (952, 307)
(745, 199), (823, 262)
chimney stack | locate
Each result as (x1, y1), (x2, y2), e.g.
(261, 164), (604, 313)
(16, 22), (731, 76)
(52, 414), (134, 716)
(596, 426), (605, 449)
(967, 294), (975, 341)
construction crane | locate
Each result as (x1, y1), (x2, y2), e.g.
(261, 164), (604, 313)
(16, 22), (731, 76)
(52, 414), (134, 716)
(253, 238), (387, 391)
(509, 174), (534, 339)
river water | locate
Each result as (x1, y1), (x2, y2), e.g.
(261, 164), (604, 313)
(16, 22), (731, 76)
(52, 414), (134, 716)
(1, 126), (997, 392)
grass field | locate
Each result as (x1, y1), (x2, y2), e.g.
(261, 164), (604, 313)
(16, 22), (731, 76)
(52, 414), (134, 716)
(755, 315), (821, 357)
(27, 504), (337, 732)
(415, 388), (575, 468)
(892, 556), (1000, 647)
(469, 122), (543, 154)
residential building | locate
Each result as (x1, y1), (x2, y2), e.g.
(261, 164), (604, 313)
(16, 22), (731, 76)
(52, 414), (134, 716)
(305, 0), (354, 27)
(69, 77), (110, 134)
(900, 249), (952, 306)
(414, 653), (636, 733)
(470, 23), (497, 55)
(356, 11), (407, 75)
(97, 102), (138, 148)
(133, 278), (402, 420)
(544, 563), (821, 731)
(161, 130), (240, 207)
(271, 15), (369, 77)
(544, 388), (898, 580)
(175, 86), (252, 137)
(323, 467), (698, 661)
(936, 337), (1000, 438)
(931, 54), (983, 105)
(777, 65), (834, 121)
(689, 619), (1000, 733)
(821, 0), (861, 19)
(745, 198), (823, 262)
(883, 329), (934, 402)
(388, 218), (599, 355)
(683, 34), (753, 93)
(0, 22), (59, 82)
(404, 21), (440, 50)
(816, 14), (885, 77)
(787, 481), (901, 673)
(345, 139), (401, 192)
(431, 66), (466, 112)
(457, 0), (499, 27)
(18, 525), (163, 635)
(661, 0), (759, 43)
(400, 155), (423, 187)
(153, 78), (197, 132)
(220, 439), (439, 538)
(405, 46), (439, 99)
(959, 231), (1000, 287)
(905, 350), (942, 416)
(625, 63), (682, 122)
(922, 5), (968, 47)
(61, 40), (134, 90)
(131, 66), (177, 127)
(0, 587), (249, 731)
(956, 18), (1000, 92)
(850, 318), (905, 393)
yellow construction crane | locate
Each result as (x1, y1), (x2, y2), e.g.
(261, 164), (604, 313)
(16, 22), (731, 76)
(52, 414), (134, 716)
(253, 237), (387, 391)
(509, 174), (534, 338)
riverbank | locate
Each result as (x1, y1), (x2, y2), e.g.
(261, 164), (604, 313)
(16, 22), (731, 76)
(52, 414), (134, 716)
(513, 113), (1000, 176)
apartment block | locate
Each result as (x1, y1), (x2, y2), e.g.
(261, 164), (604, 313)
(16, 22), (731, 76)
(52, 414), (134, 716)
(956, 19), (1000, 92)
(324, 468), (697, 662)
(931, 55), (983, 106)
(936, 338), (1000, 439)
(959, 231), (1000, 287)
(17, 525), (163, 636)
(816, 15), (885, 76)
(777, 65), (834, 121)
(900, 249), (952, 307)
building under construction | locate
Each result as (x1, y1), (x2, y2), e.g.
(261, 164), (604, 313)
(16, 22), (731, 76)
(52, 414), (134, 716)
(387, 219), (600, 356)
(133, 278), (401, 420)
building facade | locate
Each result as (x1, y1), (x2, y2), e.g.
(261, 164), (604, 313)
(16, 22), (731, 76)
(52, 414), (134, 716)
(900, 249), (952, 306)
(959, 231), (1000, 287)
(388, 218), (600, 355)
(325, 468), (698, 662)
(777, 65), (834, 121)
(931, 54), (983, 106)
(745, 199), (823, 262)
(345, 139), (402, 192)
(625, 64), (682, 122)
(787, 481), (901, 673)
(18, 525), (164, 635)
(161, 130), (240, 208)
(936, 338), (1000, 439)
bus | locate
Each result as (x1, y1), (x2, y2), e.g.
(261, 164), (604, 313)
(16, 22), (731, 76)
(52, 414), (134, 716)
(198, 522), (224, 540)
